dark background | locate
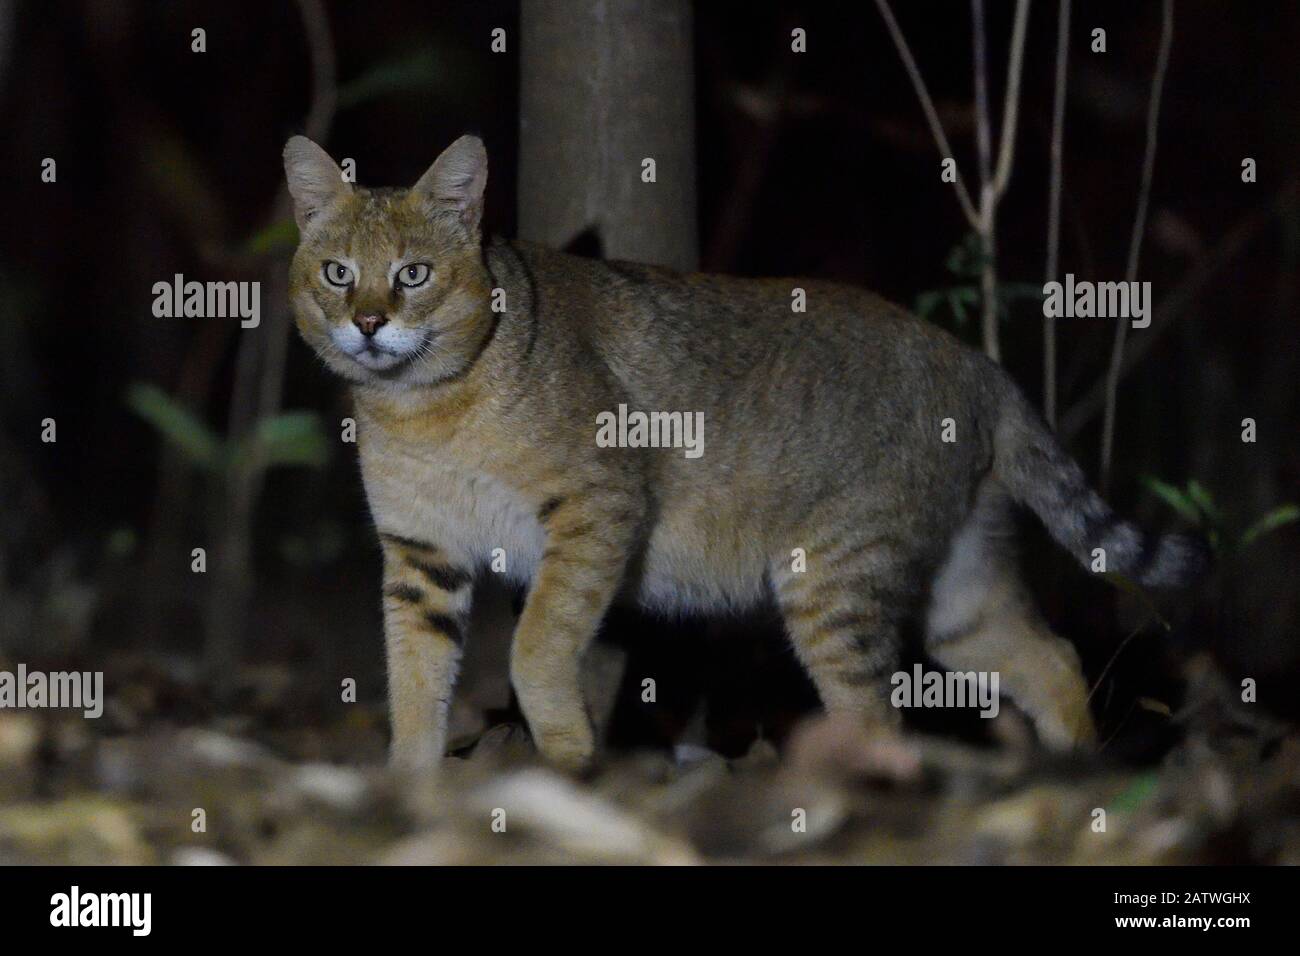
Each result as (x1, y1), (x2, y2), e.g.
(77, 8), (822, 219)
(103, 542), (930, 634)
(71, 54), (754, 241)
(1, 1), (1297, 759)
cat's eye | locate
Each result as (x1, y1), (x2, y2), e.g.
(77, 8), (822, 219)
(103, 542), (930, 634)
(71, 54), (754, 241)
(395, 263), (431, 289)
(322, 261), (353, 288)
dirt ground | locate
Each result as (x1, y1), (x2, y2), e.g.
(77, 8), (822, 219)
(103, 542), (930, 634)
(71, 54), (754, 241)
(2, 648), (1296, 866)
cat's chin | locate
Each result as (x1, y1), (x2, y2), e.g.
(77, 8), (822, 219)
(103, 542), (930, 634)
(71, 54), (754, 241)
(352, 347), (408, 372)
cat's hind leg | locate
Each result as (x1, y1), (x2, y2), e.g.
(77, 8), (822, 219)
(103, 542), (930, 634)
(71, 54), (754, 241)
(925, 479), (1097, 751)
(770, 527), (915, 726)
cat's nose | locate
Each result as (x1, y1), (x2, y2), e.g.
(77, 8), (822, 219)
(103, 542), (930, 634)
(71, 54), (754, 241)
(353, 313), (388, 337)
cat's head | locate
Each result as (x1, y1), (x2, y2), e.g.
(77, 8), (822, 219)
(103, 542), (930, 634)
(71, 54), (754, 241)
(283, 135), (492, 387)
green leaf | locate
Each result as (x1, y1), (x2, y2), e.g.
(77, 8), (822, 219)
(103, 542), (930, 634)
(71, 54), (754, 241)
(338, 49), (440, 109)
(1186, 480), (1221, 525)
(125, 383), (224, 470)
(249, 411), (329, 469)
(948, 286), (978, 325)
(1112, 772), (1159, 812)
(944, 244), (965, 275)
(1141, 475), (1201, 524)
(947, 291), (966, 324)
(944, 233), (987, 278)
(1240, 504), (1300, 549)
(241, 218), (298, 256)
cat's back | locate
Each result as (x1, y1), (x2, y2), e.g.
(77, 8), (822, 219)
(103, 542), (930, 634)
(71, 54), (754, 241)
(500, 239), (988, 420)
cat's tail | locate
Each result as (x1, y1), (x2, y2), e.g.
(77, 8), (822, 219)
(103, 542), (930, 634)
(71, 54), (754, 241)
(991, 387), (1210, 590)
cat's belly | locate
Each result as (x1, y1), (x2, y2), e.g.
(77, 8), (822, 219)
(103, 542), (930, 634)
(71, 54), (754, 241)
(363, 441), (770, 612)
(630, 506), (772, 614)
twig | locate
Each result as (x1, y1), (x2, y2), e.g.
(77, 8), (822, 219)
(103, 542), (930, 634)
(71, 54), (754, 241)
(972, 1), (992, 189)
(971, 0), (999, 359)
(256, 0), (336, 441)
(1100, 699), (1138, 751)
(991, 0), (1030, 200)
(1043, 0), (1071, 428)
(1088, 620), (1151, 752)
(974, 0), (1030, 362)
(873, 0), (980, 228)
(1099, 0), (1174, 492)
(1086, 625), (1145, 710)
(874, 0), (1029, 362)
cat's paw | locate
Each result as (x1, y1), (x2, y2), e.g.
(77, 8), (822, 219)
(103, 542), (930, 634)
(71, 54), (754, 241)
(1033, 707), (1098, 754)
(531, 723), (596, 774)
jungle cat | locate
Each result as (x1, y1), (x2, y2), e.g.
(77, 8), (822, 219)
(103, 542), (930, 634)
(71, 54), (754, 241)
(283, 134), (1205, 771)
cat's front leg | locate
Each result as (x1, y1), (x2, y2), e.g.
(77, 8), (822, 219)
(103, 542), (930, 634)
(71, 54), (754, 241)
(378, 532), (474, 769)
(510, 497), (640, 771)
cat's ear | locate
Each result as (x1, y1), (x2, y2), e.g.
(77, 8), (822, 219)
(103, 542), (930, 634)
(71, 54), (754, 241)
(413, 135), (488, 234)
(283, 136), (351, 231)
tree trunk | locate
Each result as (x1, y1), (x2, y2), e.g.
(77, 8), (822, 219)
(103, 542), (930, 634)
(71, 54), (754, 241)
(451, 1), (699, 748)
(519, 0), (698, 270)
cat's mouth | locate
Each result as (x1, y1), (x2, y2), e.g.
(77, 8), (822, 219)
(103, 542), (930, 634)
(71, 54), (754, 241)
(352, 344), (408, 371)
(345, 328), (438, 375)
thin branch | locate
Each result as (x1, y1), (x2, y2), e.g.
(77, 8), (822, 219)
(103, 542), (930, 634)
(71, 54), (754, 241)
(1099, 699), (1139, 752)
(972, 0), (993, 188)
(1099, 0), (1174, 491)
(991, 0), (1031, 199)
(873, 0), (980, 228)
(257, 0), (337, 417)
(1086, 626), (1145, 710)
(877, 0), (1029, 362)
(971, 0), (998, 359)
(978, 191), (1000, 359)
(973, 0), (1030, 362)
(1044, 0), (1071, 427)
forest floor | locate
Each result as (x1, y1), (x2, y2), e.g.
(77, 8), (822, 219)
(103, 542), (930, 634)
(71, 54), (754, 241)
(2, 648), (1297, 865)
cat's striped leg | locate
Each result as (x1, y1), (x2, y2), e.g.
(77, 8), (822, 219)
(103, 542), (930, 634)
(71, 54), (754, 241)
(771, 533), (912, 726)
(378, 532), (474, 769)
(510, 496), (639, 771)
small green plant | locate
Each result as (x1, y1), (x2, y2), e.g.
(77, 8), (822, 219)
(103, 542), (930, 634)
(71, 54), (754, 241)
(914, 233), (1040, 327)
(1142, 475), (1300, 555)
(126, 382), (329, 475)
(241, 218), (299, 257)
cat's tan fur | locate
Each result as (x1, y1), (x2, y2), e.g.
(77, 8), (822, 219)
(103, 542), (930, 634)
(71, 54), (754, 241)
(284, 135), (1204, 770)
